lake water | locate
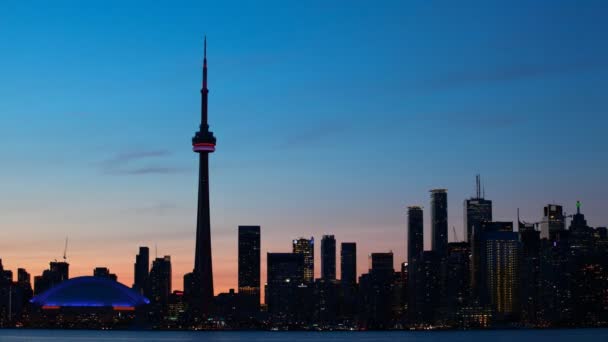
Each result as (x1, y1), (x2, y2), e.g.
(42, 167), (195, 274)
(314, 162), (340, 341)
(0, 329), (606, 341)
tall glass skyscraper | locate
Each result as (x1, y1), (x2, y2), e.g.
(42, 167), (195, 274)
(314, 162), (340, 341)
(292, 237), (314, 283)
(238, 226), (260, 306)
(321, 235), (336, 280)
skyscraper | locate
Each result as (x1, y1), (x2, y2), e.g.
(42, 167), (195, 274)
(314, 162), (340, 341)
(464, 175), (492, 242)
(149, 256), (172, 309)
(540, 204), (565, 240)
(189, 37), (216, 314)
(465, 176), (492, 299)
(340, 242), (357, 284)
(480, 230), (520, 317)
(321, 235), (336, 280)
(266, 253), (306, 320)
(238, 226), (260, 306)
(430, 189), (448, 257)
(133, 246), (149, 295)
(293, 237), (314, 283)
(49, 261), (69, 282)
(407, 206), (424, 319)
(407, 206), (424, 262)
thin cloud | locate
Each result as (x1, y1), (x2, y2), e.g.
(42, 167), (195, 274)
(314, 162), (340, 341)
(281, 120), (351, 149)
(99, 149), (185, 175)
(428, 59), (607, 89)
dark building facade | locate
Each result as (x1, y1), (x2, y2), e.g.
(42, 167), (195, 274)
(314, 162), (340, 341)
(238, 225), (261, 311)
(93, 267), (117, 281)
(34, 261), (69, 295)
(133, 246), (149, 296)
(359, 253), (395, 329)
(321, 235), (336, 281)
(149, 256), (172, 316)
(340, 242), (357, 285)
(266, 253), (307, 322)
(430, 189), (448, 257)
(407, 206), (424, 262)
(466, 192), (492, 299)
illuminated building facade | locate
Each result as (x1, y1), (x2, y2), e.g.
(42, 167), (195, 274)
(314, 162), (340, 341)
(292, 237), (314, 283)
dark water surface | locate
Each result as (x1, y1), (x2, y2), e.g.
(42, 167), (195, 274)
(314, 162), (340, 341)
(0, 329), (606, 341)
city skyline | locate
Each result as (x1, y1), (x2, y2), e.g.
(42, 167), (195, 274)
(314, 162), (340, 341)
(2, 0), (608, 294)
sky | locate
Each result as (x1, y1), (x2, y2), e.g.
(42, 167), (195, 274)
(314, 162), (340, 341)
(1, 0), (607, 294)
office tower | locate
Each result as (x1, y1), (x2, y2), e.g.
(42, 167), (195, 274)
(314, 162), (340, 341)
(414, 251), (442, 324)
(369, 252), (394, 272)
(340, 242), (357, 284)
(430, 189), (448, 257)
(93, 267), (117, 281)
(189, 37), (216, 314)
(33, 261), (69, 295)
(49, 261), (69, 282)
(17, 268), (30, 284)
(133, 246), (149, 295)
(407, 206), (424, 262)
(238, 225), (261, 309)
(321, 235), (336, 280)
(407, 205), (425, 323)
(16, 268), (33, 307)
(466, 177), (492, 299)
(480, 230), (520, 317)
(266, 253), (306, 320)
(340, 242), (358, 320)
(540, 204), (565, 240)
(149, 256), (172, 308)
(359, 252), (395, 329)
(464, 175), (493, 243)
(446, 242), (470, 312)
(292, 237), (314, 283)
(518, 213), (541, 324)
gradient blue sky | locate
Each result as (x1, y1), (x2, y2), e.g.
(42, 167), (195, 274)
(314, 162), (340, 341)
(1, 0), (607, 292)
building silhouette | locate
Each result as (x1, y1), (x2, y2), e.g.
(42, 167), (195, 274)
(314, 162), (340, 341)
(292, 237), (314, 283)
(33, 261), (69, 295)
(466, 176), (492, 299)
(238, 225), (261, 310)
(321, 235), (336, 281)
(93, 267), (117, 281)
(266, 253), (306, 321)
(431, 189), (448, 257)
(340, 242), (357, 285)
(133, 246), (149, 296)
(149, 256), (172, 316)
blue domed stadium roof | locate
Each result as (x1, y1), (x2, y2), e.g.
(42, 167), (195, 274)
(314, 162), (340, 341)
(31, 276), (150, 308)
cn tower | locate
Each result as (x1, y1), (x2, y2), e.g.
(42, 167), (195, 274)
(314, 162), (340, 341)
(190, 37), (215, 314)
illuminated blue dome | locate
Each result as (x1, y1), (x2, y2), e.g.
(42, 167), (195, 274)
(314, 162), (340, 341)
(31, 276), (150, 308)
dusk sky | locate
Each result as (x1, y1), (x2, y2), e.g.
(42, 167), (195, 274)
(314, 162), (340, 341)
(1, 1), (607, 294)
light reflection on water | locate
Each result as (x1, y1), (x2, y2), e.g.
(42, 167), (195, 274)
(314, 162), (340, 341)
(0, 329), (605, 342)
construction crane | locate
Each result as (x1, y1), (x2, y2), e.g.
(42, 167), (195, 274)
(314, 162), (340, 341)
(63, 237), (68, 262)
(453, 226), (461, 242)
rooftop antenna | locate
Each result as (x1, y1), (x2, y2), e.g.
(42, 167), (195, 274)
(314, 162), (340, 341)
(155, 243), (158, 259)
(475, 174), (481, 199)
(63, 237), (68, 262)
